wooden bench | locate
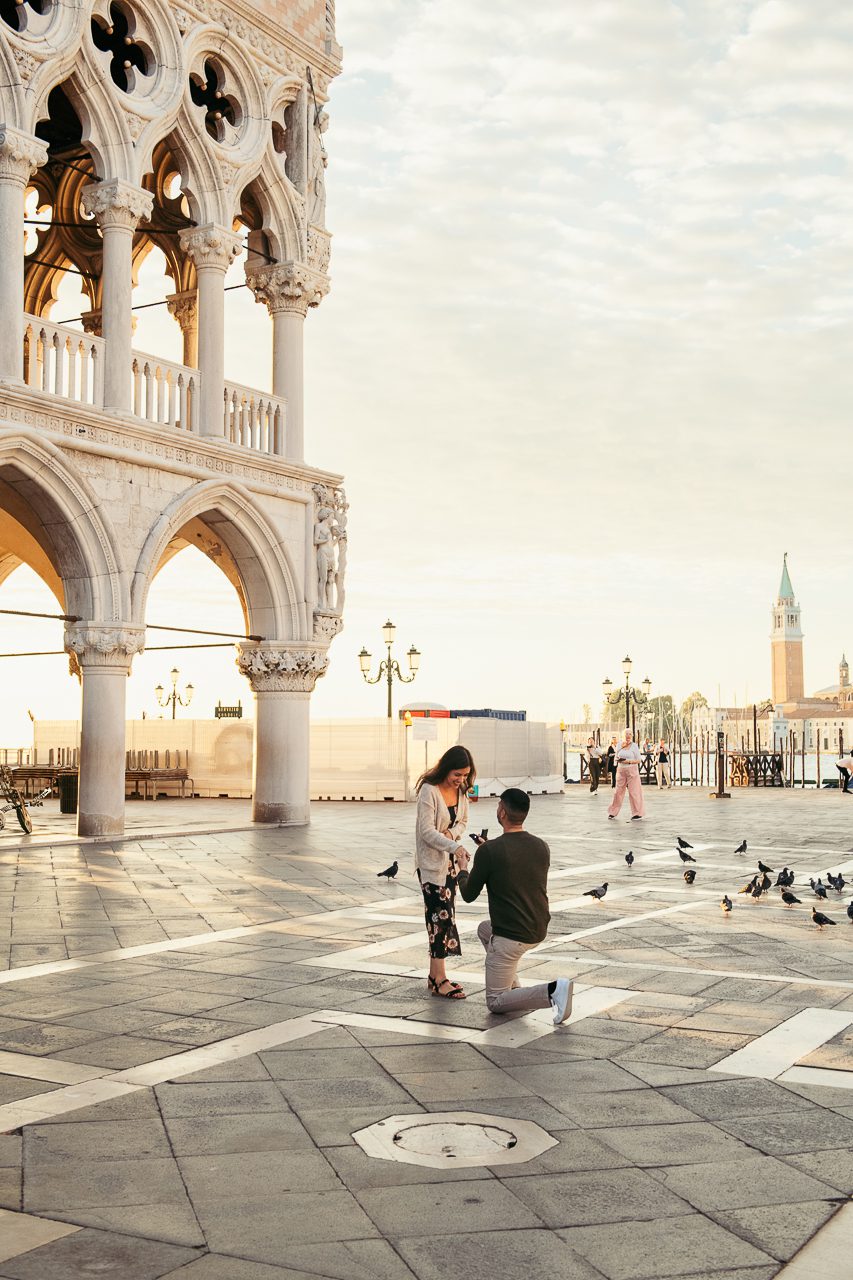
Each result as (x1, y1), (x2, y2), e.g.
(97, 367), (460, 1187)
(125, 769), (192, 800)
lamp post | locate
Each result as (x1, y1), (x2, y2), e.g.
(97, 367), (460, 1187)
(358, 620), (420, 719)
(155, 667), (194, 720)
(602, 657), (651, 736)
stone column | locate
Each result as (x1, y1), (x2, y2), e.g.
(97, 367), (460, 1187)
(81, 180), (153, 413)
(166, 290), (199, 368)
(65, 624), (145, 839)
(236, 643), (329, 824)
(245, 263), (329, 463)
(0, 128), (48, 382)
(179, 226), (242, 437)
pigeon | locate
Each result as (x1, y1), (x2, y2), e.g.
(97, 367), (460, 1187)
(759, 872), (772, 893)
(781, 890), (801, 906)
(676, 837), (693, 850)
(827, 872), (846, 893)
(847, 901), (853, 921)
(813, 881), (828, 900)
(774, 869), (789, 887)
(625, 851), (634, 868)
(757, 861), (774, 874)
(377, 860), (398, 879)
(812, 907), (837, 930)
(678, 849), (697, 864)
(583, 882), (608, 901)
(781, 868), (795, 887)
(739, 875), (759, 895)
(721, 895), (732, 913)
(734, 839), (747, 854)
(751, 883), (763, 900)
(683, 868), (696, 884)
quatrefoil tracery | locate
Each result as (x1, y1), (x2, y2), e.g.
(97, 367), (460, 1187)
(190, 59), (241, 145)
(0, 0), (49, 34)
(91, 2), (152, 96)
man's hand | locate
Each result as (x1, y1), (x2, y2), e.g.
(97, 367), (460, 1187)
(456, 849), (471, 872)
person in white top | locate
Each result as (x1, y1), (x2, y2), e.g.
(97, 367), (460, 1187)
(607, 728), (645, 820)
(414, 745), (475, 999)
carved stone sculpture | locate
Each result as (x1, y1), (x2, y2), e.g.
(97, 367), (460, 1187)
(307, 110), (329, 228)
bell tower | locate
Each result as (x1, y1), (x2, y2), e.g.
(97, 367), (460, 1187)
(770, 554), (804, 706)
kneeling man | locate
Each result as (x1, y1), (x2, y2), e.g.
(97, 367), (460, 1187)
(455, 789), (572, 1025)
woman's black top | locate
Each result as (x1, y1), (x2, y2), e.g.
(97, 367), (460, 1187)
(447, 804), (457, 826)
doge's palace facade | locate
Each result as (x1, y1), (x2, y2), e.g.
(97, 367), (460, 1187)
(0, 0), (345, 835)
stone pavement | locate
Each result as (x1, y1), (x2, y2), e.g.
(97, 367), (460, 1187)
(0, 788), (851, 1279)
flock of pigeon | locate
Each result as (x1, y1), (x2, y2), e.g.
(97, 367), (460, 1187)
(583, 835), (852, 931)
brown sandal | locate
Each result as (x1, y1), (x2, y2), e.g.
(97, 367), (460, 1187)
(428, 976), (466, 1000)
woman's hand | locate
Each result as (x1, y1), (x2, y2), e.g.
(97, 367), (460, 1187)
(456, 849), (470, 872)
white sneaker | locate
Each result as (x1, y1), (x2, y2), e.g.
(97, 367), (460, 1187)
(550, 978), (573, 1025)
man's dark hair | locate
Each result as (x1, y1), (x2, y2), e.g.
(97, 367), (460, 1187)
(500, 788), (530, 823)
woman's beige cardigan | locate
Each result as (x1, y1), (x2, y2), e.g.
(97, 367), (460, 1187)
(414, 783), (469, 886)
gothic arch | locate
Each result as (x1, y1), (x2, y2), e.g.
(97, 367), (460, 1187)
(0, 432), (124, 621)
(240, 155), (305, 264)
(131, 480), (302, 642)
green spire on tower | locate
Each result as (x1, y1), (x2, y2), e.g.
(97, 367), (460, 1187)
(778, 553), (795, 602)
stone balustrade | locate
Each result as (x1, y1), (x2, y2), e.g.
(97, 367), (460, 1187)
(224, 379), (287, 456)
(131, 351), (198, 434)
(23, 316), (104, 406)
(21, 317), (291, 456)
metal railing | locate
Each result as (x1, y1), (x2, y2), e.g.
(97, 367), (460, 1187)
(131, 352), (198, 433)
(224, 380), (286, 455)
(23, 316), (104, 405)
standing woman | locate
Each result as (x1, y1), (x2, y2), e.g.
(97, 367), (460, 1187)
(607, 727), (645, 821)
(415, 745), (476, 999)
(606, 736), (618, 788)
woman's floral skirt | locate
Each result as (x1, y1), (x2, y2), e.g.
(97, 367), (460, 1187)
(418, 874), (461, 960)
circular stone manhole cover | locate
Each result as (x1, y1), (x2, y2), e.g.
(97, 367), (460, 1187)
(353, 1111), (558, 1169)
(395, 1121), (517, 1160)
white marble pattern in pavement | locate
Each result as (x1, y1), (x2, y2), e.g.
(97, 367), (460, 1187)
(710, 1007), (853, 1082)
(0, 1209), (80, 1264)
(0, 1050), (108, 1084)
(775, 1202), (853, 1278)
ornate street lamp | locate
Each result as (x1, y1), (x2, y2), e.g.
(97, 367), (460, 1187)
(358, 620), (420, 719)
(155, 667), (194, 720)
(602, 659), (651, 732)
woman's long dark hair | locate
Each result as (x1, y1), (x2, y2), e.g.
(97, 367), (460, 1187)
(416, 745), (476, 794)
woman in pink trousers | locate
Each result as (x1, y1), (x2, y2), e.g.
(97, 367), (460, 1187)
(607, 728), (645, 821)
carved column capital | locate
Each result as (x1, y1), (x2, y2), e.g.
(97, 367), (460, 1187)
(236, 642), (329, 693)
(81, 179), (153, 231)
(313, 612), (344, 644)
(179, 224), (243, 272)
(166, 290), (198, 331)
(65, 624), (146, 679)
(245, 262), (330, 318)
(80, 310), (103, 337)
(0, 127), (48, 184)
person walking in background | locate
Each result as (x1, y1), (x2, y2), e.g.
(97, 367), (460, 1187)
(414, 745), (476, 999)
(835, 748), (853, 793)
(606, 735), (618, 788)
(608, 727), (645, 820)
(655, 738), (673, 789)
(455, 789), (573, 1024)
(586, 736), (603, 793)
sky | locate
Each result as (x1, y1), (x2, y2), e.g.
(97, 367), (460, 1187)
(3, 0), (853, 741)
